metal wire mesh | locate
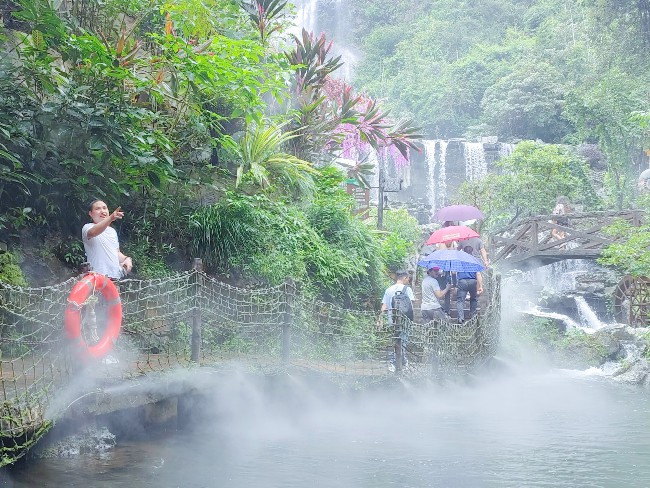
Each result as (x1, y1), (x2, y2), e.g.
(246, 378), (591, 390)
(0, 269), (501, 465)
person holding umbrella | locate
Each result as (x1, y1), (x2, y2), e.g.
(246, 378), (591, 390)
(457, 230), (489, 267)
(456, 245), (484, 324)
(421, 267), (451, 321)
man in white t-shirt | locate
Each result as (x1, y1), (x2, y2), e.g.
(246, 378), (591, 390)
(82, 200), (133, 279)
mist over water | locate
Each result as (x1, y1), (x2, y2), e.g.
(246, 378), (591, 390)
(6, 266), (649, 487)
(6, 367), (650, 488)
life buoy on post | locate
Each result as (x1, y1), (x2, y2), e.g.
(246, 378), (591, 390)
(64, 273), (122, 360)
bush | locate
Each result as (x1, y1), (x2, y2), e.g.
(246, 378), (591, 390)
(375, 208), (420, 272)
(189, 176), (388, 308)
(0, 252), (27, 286)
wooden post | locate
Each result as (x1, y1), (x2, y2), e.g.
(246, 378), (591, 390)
(282, 279), (294, 364)
(191, 258), (203, 363)
(394, 312), (403, 374)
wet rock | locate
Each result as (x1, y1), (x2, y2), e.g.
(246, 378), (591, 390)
(36, 426), (116, 458)
(612, 359), (650, 386)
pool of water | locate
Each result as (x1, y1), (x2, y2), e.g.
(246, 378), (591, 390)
(5, 370), (650, 488)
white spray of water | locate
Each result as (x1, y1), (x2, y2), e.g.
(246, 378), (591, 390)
(523, 306), (580, 330)
(499, 142), (515, 159)
(463, 142), (487, 181)
(292, 0), (318, 35)
(573, 295), (605, 330)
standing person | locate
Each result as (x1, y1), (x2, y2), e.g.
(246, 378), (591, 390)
(457, 234), (489, 268)
(421, 267), (451, 321)
(551, 196), (571, 242)
(82, 199), (133, 279)
(381, 270), (415, 371)
(455, 246), (483, 324)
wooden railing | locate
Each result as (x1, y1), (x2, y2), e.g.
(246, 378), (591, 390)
(489, 210), (644, 271)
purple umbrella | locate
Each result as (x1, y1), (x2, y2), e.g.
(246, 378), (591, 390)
(434, 205), (485, 223)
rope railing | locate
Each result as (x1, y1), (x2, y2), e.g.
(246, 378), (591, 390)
(0, 266), (501, 465)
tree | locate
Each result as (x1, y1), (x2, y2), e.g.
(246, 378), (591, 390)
(564, 68), (650, 209)
(456, 141), (601, 233)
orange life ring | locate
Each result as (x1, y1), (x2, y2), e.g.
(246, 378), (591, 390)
(64, 273), (122, 360)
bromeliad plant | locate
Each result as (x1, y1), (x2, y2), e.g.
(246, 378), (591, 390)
(220, 123), (316, 198)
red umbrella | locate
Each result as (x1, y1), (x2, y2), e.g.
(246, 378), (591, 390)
(425, 225), (479, 245)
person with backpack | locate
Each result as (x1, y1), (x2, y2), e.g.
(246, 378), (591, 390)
(381, 270), (415, 371)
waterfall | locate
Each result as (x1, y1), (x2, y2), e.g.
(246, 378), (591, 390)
(574, 296), (605, 330)
(499, 143), (515, 159)
(463, 142), (487, 181)
(524, 307), (580, 330)
(293, 0), (318, 35)
(332, 0), (357, 80)
(438, 140), (448, 207)
(290, 0), (358, 80)
(424, 140), (448, 220)
(519, 259), (594, 293)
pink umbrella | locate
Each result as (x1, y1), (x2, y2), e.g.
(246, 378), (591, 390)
(434, 204), (485, 223)
(425, 225), (480, 245)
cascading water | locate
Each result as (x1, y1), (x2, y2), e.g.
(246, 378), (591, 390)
(524, 306), (580, 330)
(499, 142), (515, 159)
(293, 0), (318, 35)
(463, 142), (487, 181)
(574, 295), (605, 330)
(291, 0), (358, 80)
(519, 259), (594, 293)
(424, 140), (448, 219)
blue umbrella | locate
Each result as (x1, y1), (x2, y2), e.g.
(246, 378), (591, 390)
(417, 249), (485, 272)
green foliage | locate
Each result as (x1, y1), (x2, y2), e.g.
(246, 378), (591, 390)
(514, 316), (608, 368)
(598, 219), (650, 276)
(52, 238), (85, 268)
(564, 68), (650, 209)
(375, 208), (420, 272)
(220, 123), (316, 197)
(0, 252), (27, 286)
(189, 176), (388, 306)
(457, 141), (600, 232)
(349, 0), (650, 190)
(0, 0), (292, 239)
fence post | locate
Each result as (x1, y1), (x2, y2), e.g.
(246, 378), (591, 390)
(191, 258), (203, 363)
(282, 279), (295, 365)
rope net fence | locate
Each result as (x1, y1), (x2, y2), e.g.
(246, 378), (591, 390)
(0, 268), (500, 465)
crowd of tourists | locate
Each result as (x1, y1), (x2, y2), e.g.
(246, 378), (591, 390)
(381, 217), (490, 328)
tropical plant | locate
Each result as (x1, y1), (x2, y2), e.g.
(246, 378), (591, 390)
(241, 0), (289, 45)
(220, 123), (316, 197)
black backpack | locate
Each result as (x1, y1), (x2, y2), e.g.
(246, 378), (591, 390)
(391, 285), (414, 320)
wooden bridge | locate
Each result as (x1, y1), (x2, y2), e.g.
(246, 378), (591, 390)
(489, 210), (644, 271)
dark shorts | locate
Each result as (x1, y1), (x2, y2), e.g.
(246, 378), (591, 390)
(422, 308), (447, 322)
